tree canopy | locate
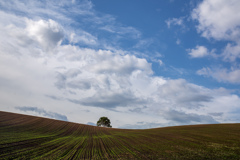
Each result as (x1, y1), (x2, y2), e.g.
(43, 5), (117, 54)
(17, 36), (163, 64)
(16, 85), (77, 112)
(97, 117), (112, 128)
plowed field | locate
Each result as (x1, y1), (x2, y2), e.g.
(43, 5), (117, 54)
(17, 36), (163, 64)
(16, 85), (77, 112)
(1, 111), (240, 159)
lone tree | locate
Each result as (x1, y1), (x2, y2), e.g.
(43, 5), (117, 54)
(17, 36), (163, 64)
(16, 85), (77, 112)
(97, 117), (112, 128)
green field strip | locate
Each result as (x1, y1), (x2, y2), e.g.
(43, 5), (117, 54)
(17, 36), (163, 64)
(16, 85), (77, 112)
(0, 130), (57, 144)
(66, 136), (93, 159)
(1, 142), (52, 160)
(95, 137), (111, 159)
(34, 137), (83, 159)
(108, 135), (140, 159)
(95, 137), (110, 159)
(58, 137), (87, 159)
(1, 111), (240, 159)
(0, 135), (55, 150)
(0, 136), (58, 159)
(98, 137), (118, 159)
(35, 143), (74, 159)
(2, 141), (60, 160)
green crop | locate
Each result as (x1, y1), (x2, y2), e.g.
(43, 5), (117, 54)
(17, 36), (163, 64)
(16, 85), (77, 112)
(1, 111), (240, 160)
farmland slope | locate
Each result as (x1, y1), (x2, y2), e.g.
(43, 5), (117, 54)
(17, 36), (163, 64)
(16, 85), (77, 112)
(0, 111), (240, 159)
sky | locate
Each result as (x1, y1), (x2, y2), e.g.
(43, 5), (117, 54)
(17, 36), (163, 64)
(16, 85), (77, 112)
(0, 0), (240, 129)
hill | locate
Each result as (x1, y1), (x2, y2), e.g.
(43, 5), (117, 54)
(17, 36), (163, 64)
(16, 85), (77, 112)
(0, 111), (240, 159)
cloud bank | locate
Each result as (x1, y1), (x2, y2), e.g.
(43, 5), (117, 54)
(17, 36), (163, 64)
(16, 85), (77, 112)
(192, 0), (240, 83)
(0, 0), (239, 128)
(15, 106), (68, 121)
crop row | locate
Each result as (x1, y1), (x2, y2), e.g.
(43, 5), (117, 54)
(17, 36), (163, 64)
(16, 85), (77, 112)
(1, 111), (240, 159)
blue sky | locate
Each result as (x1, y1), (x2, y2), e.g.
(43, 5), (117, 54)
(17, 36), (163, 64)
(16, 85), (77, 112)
(0, 0), (240, 129)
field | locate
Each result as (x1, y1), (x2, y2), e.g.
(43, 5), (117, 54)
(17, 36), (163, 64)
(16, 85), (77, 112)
(1, 111), (240, 159)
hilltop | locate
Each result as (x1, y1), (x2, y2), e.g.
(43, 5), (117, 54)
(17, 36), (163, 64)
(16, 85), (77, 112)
(0, 111), (240, 159)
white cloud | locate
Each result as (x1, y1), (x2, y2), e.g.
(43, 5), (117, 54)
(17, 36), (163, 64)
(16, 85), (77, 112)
(158, 59), (164, 66)
(192, 0), (240, 41)
(164, 110), (217, 124)
(69, 31), (97, 45)
(26, 19), (64, 51)
(222, 43), (240, 62)
(192, 0), (240, 83)
(133, 39), (154, 49)
(0, 0), (240, 129)
(87, 53), (152, 75)
(15, 106), (68, 121)
(100, 25), (141, 39)
(0, 0), (140, 50)
(1, 37), (240, 127)
(188, 45), (210, 58)
(176, 39), (181, 45)
(0, 0), (93, 22)
(197, 67), (240, 84)
(166, 17), (184, 28)
(119, 122), (165, 129)
(153, 79), (213, 110)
